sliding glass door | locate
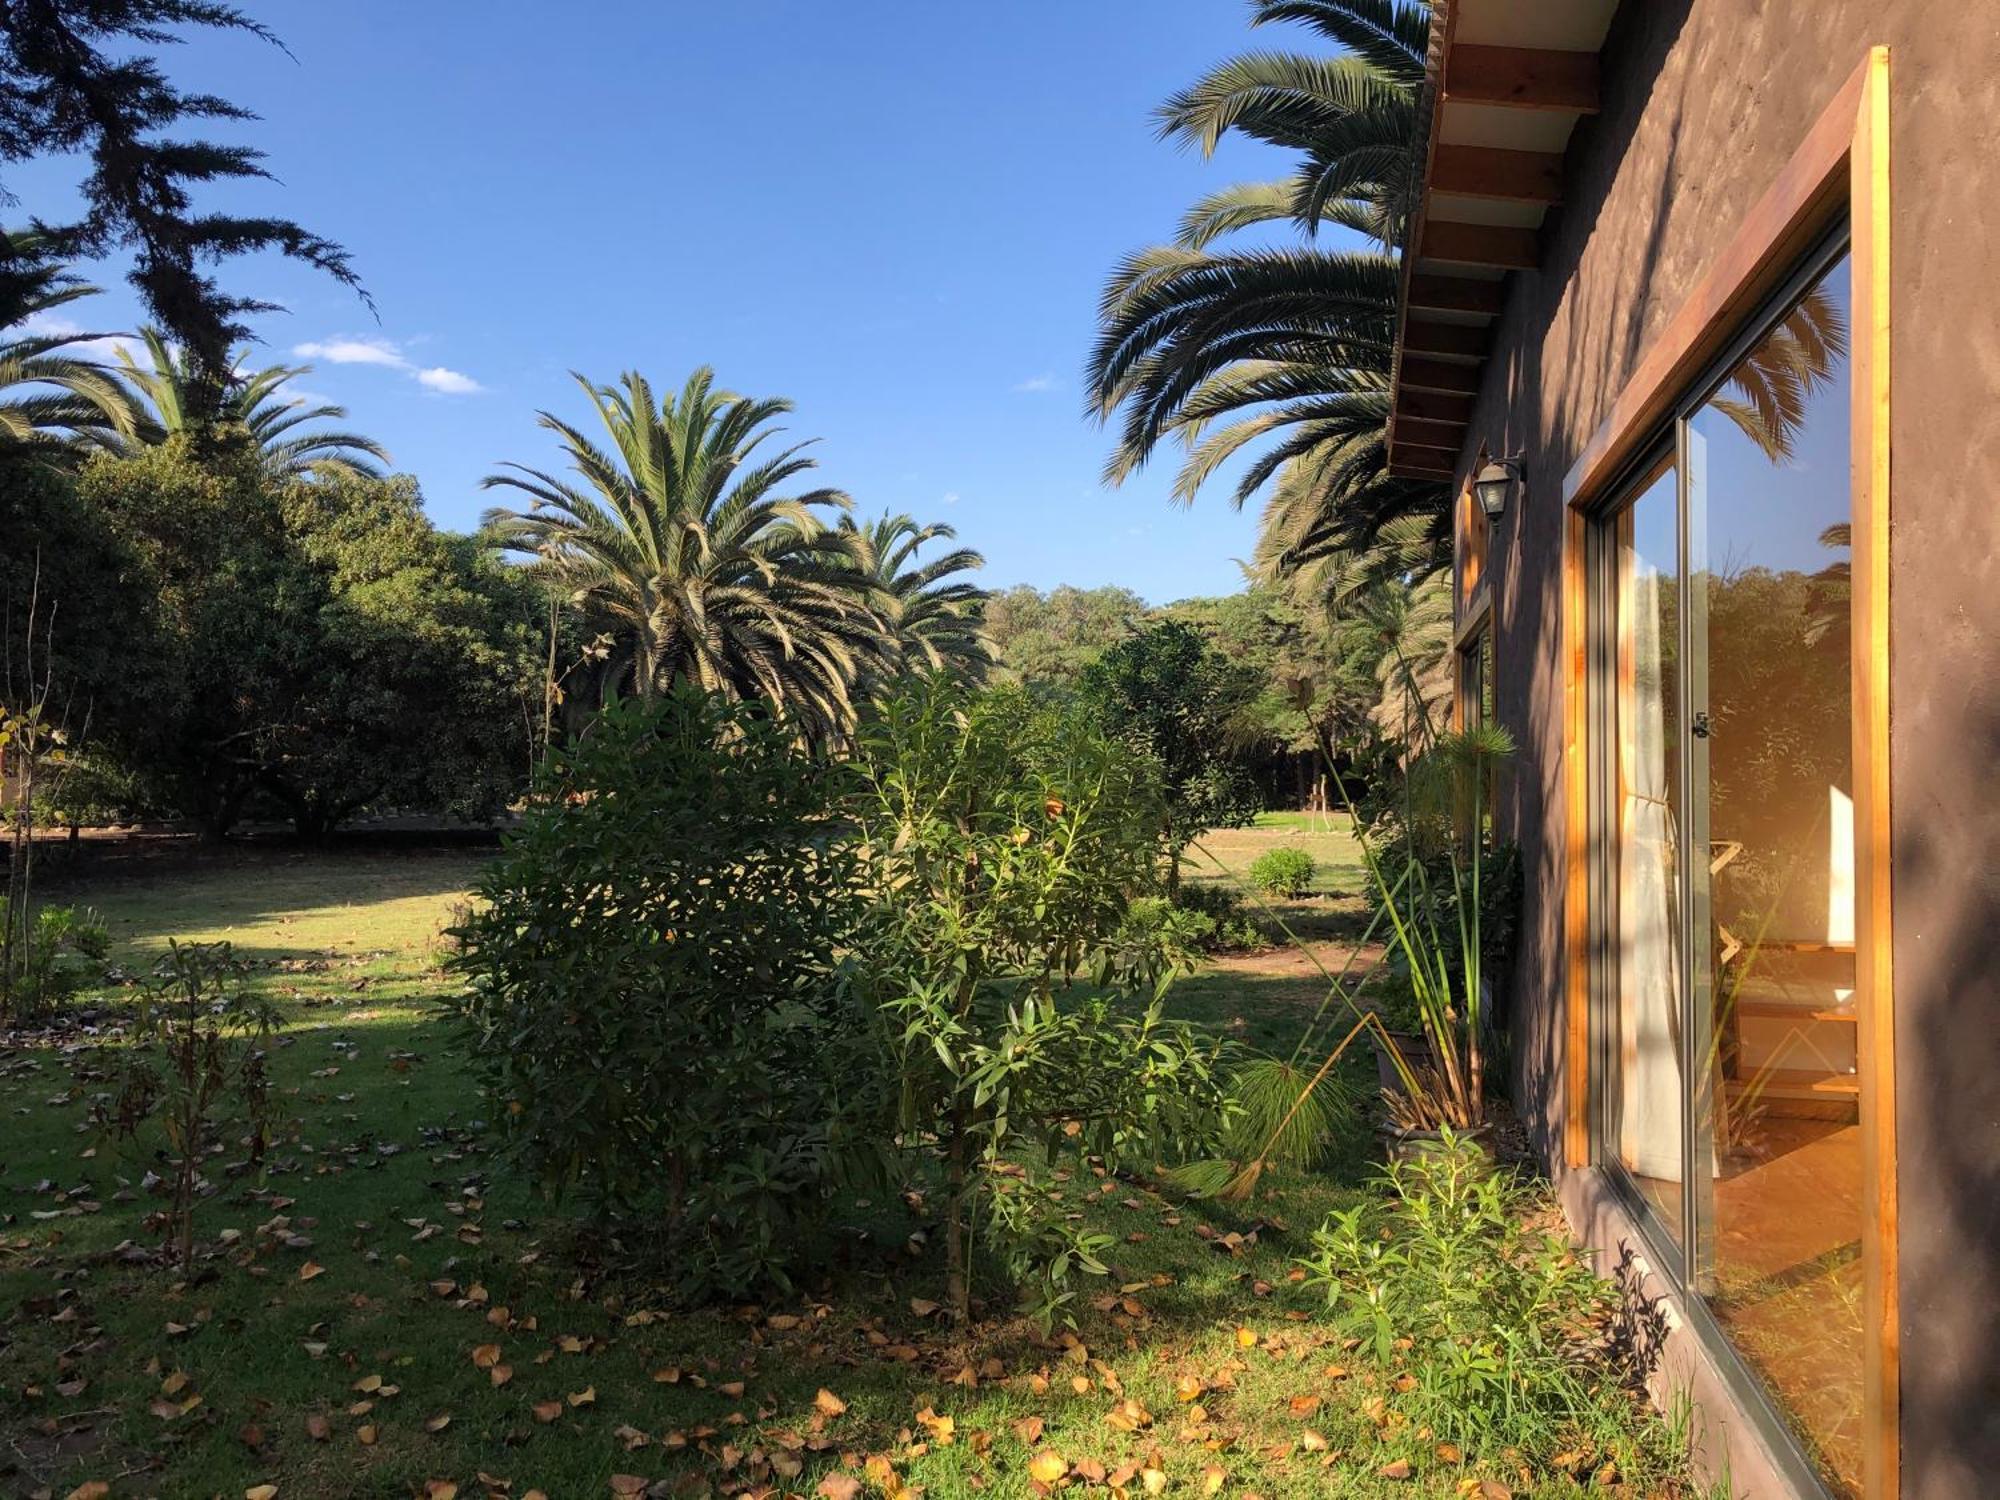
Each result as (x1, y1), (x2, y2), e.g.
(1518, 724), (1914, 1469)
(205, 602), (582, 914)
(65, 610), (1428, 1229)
(1591, 243), (1864, 1498)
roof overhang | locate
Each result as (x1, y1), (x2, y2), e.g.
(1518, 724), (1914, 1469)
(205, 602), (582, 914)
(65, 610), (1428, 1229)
(1385, 0), (1622, 480)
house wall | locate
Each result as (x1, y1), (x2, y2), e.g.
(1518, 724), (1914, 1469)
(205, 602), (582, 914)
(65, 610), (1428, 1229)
(1460, 3), (2000, 1496)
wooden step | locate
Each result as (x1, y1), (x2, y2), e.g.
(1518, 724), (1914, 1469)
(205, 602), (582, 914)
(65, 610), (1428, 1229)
(1732, 1000), (1858, 1024)
(1726, 1068), (1860, 1101)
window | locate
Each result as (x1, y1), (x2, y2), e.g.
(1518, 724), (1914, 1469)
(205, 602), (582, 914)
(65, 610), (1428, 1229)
(1455, 622), (1493, 732)
(1457, 479), (1490, 611)
(1587, 241), (1866, 1498)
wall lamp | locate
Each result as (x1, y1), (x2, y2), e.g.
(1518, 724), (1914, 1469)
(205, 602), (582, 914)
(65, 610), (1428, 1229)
(1473, 455), (1524, 520)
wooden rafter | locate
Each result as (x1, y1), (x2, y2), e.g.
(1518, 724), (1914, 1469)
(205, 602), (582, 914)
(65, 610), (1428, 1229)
(1403, 320), (1490, 359)
(1400, 357), (1482, 395)
(1444, 45), (1600, 113)
(1419, 220), (1540, 270)
(1408, 272), (1507, 315)
(1432, 143), (1565, 203)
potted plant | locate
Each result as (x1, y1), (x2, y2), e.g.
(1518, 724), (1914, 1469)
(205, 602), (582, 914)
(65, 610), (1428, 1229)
(1360, 726), (1514, 1159)
(1196, 725), (1515, 1198)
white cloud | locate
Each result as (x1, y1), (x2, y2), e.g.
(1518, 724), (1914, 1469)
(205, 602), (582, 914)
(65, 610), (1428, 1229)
(16, 314), (147, 368)
(291, 334), (486, 396)
(415, 366), (483, 395)
(293, 336), (407, 368)
(941, 491), (961, 506)
(1011, 373), (1059, 394)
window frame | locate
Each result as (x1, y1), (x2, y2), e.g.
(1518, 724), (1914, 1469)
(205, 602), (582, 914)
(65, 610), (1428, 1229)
(1559, 49), (1896, 1500)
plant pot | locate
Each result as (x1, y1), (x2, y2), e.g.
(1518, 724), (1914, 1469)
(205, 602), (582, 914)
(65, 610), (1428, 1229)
(1370, 1029), (1436, 1099)
(1379, 1122), (1496, 1166)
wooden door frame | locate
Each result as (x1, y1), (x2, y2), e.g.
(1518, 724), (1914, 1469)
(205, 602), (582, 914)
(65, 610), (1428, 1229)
(1558, 48), (1897, 1499)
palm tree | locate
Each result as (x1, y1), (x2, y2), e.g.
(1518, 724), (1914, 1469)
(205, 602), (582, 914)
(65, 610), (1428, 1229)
(1088, 1), (1445, 583)
(839, 512), (991, 680)
(482, 367), (878, 737)
(104, 328), (389, 480)
(0, 233), (142, 447)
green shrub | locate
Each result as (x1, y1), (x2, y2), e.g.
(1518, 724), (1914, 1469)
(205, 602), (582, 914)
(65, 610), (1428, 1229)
(450, 690), (871, 1299)
(1247, 845), (1315, 898)
(1172, 883), (1267, 950)
(98, 941), (282, 1267)
(1299, 1134), (1641, 1462)
(1112, 890), (1264, 966)
(1, 905), (110, 1023)
(842, 679), (1232, 1325)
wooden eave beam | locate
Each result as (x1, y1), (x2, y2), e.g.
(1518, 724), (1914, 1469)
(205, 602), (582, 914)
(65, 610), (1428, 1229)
(1392, 387), (1474, 425)
(1399, 356), (1482, 395)
(1420, 220), (1540, 270)
(1432, 142), (1565, 204)
(1444, 45), (1600, 113)
(1402, 321), (1489, 360)
(1408, 272), (1507, 316)
(1390, 451), (1456, 480)
(1396, 415), (1469, 449)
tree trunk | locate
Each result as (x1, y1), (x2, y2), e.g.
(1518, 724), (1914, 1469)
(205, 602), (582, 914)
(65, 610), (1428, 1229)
(945, 1114), (970, 1325)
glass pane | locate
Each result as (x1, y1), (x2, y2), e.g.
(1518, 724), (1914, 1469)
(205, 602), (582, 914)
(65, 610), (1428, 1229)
(1605, 459), (1686, 1248)
(1688, 252), (1861, 1498)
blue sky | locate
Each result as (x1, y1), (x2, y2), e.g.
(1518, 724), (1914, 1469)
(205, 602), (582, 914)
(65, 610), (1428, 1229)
(9, 2), (1313, 604)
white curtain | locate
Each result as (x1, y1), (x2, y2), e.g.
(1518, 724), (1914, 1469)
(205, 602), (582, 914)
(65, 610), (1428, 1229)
(1620, 559), (1685, 1182)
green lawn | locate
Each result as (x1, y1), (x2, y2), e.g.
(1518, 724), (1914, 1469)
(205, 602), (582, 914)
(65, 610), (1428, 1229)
(0, 839), (1702, 1500)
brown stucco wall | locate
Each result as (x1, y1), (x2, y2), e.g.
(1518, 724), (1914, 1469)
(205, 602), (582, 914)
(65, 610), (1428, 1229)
(1460, 3), (2000, 1496)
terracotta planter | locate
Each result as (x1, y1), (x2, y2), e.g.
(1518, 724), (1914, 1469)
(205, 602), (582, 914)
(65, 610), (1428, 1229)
(1370, 1029), (1436, 1098)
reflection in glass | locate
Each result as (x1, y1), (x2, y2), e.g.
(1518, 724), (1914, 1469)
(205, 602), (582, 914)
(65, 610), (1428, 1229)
(1608, 459), (1685, 1247)
(1690, 253), (1861, 1498)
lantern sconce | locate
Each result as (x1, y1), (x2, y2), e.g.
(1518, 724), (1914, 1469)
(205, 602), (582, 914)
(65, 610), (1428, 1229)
(1473, 454), (1525, 520)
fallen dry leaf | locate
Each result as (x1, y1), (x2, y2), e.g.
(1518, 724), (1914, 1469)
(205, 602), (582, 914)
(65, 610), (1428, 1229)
(298, 1261), (325, 1282)
(609, 1478), (647, 1497)
(1013, 1415), (1045, 1444)
(305, 1414), (330, 1441)
(865, 1453), (902, 1496)
(1377, 1458), (1412, 1481)
(532, 1400), (563, 1423)
(356, 1424), (378, 1446)
(246, 1486), (279, 1500)
(567, 1386), (596, 1407)
(815, 1387), (848, 1417)
(1287, 1394), (1321, 1418)
(471, 1343), (503, 1369)
(1201, 1465), (1225, 1496)
(817, 1475), (863, 1500)
(1234, 1327), (1258, 1349)
(1028, 1449), (1067, 1485)
(425, 1412), (452, 1433)
(490, 1363), (514, 1388)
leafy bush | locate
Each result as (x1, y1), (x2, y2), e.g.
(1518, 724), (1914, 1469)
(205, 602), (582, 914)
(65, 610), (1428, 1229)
(842, 679), (1233, 1324)
(1172, 882), (1267, 950)
(1, 905), (110, 1023)
(1247, 845), (1315, 898)
(1111, 889), (1264, 965)
(99, 941), (282, 1267)
(450, 690), (870, 1298)
(1299, 1135), (1637, 1461)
